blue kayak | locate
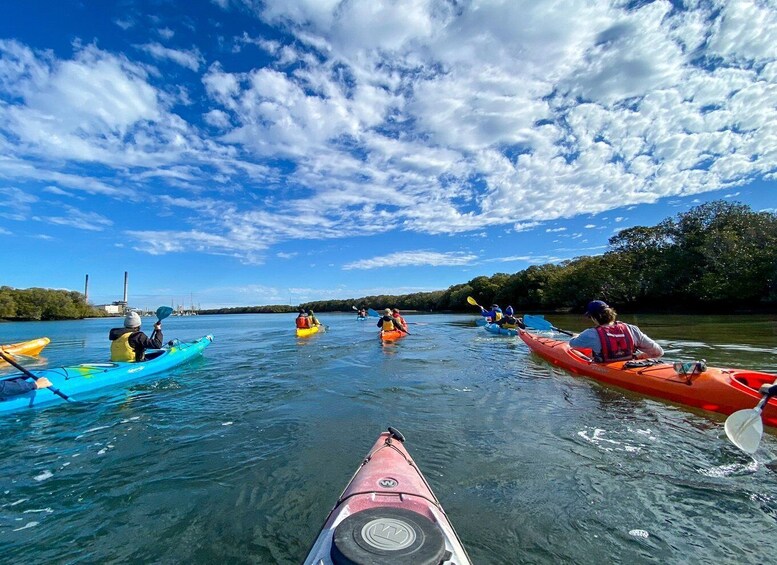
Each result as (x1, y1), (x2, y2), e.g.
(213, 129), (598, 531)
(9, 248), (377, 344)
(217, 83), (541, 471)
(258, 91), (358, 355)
(484, 323), (518, 336)
(0, 335), (213, 414)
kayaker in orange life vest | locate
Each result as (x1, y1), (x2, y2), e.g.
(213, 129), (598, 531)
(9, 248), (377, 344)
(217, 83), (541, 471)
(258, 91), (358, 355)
(391, 308), (408, 332)
(568, 300), (663, 362)
(109, 311), (163, 362)
(377, 308), (405, 332)
(295, 309), (311, 329)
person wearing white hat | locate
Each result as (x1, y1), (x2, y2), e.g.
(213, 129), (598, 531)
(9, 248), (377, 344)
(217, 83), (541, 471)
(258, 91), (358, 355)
(377, 307), (406, 334)
(109, 310), (163, 362)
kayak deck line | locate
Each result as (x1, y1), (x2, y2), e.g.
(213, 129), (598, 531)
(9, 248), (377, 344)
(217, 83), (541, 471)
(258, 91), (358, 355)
(520, 329), (777, 426)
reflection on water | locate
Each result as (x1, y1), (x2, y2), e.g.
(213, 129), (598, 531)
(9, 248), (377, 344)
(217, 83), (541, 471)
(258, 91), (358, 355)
(1, 313), (777, 563)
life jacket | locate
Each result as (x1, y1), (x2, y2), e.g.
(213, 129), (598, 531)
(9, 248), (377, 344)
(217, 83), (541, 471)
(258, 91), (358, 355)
(493, 309), (503, 321)
(393, 314), (406, 328)
(111, 331), (138, 362)
(382, 316), (396, 331)
(296, 315), (310, 329)
(595, 322), (635, 361)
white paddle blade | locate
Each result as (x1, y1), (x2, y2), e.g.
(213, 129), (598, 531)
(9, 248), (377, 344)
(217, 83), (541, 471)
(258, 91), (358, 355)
(725, 409), (764, 454)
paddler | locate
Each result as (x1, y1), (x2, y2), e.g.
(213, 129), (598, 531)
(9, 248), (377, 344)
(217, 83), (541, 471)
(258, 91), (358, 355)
(109, 310), (163, 362)
(479, 304), (503, 323)
(0, 375), (53, 399)
(296, 308), (311, 329)
(569, 300), (663, 362)
(378, 308), (405, 333)
(391, 308), (408, 332)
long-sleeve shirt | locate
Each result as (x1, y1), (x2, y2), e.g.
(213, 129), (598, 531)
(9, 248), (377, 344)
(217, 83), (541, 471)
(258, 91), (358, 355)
(569, 323), (664, 360)
(108, 328), (164, 361)
(0, 377), (36, 399)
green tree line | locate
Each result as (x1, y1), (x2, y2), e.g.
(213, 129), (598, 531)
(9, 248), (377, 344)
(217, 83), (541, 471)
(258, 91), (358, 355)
(297, 201), (777, 314)
(4, 201), (775, 319)
(0, 287), (107, 321)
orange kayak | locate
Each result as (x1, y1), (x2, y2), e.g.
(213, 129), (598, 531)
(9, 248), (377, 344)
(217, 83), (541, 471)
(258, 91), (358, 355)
(0, 337), (50, 362)
(519, 329), (777, 427)
(380, 329), (406, 341)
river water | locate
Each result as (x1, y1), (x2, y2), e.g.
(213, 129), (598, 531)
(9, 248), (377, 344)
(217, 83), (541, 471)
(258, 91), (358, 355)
(1, 312), (776, 564)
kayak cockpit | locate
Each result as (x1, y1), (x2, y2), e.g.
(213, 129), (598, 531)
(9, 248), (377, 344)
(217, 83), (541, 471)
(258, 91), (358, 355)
(731, 371), (777, 394)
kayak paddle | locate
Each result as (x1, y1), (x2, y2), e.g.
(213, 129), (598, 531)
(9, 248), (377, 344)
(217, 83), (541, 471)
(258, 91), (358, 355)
(156, 306), (174, 322)
(0, 348), (74, 403)
(466, 296), (483, 309)
(523, 314), (575, 336)
(724, 380), (777, 454)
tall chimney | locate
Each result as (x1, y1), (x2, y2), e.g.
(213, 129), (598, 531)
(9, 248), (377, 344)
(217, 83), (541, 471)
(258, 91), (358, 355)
(84, 274), (89, 301)
(123, 271), (128, 303)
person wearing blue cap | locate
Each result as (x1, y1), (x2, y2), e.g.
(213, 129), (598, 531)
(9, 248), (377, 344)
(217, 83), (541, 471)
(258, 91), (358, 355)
(569, 300), (663, 362)
(479, 304), (503, 323)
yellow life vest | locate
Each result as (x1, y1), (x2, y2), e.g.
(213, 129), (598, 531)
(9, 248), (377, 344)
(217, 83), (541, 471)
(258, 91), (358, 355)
(494, 311), (503, 321)
(111, 332), (137, 362)
(382, 318), (395, 331)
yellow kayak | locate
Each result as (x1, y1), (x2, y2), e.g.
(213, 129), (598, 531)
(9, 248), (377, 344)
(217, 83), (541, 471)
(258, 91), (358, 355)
(296, 325), (320, 338)
(0, 337), (51, 362)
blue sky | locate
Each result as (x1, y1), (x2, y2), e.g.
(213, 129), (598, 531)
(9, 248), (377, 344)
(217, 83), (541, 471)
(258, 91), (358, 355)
(1, 0), (775, 310)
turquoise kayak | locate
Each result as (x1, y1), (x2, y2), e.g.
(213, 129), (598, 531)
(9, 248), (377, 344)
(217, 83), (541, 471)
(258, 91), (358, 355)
(0, 335), (213, 414)
(484, 323), (517, 336)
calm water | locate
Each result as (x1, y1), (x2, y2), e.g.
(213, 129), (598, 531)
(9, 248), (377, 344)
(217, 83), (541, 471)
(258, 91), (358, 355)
(2, 312), (777, 564)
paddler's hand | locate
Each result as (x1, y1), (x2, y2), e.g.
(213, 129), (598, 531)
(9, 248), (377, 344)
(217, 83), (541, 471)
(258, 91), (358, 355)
(34, 378), (53, 389)
(154, 322), (162, 331)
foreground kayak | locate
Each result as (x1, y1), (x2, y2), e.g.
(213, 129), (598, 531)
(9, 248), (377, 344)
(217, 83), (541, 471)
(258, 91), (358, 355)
(483, 322), (517, 336)
(297, 325), (321, 338)
(519, 329), (777, 426)
(0, 335), (213, 414)
(0, 337), (51, 361)
(380, 329), (406, 341)
(303, 427), (471, 565)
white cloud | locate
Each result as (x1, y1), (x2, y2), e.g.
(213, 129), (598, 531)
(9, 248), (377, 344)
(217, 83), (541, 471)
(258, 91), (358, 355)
(39, 205), (114, 231)
(343, 250), (478, 270)
(136, 42), (203, 71)
(3, 1), (777, 263)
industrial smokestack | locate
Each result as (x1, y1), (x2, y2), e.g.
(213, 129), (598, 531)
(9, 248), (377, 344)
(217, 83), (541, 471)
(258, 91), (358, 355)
(123, 271), (128, 303)
(84, 274), (89, 301)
